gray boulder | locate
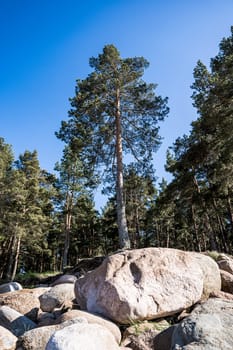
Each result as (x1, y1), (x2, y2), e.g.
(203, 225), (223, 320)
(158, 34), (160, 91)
(0, 288), (44, 321)
(51, 274), (77, 287)
(0, 305), (36, 336)
(39, 284), (75, 312)
(45, 323), (120, 350)
(0, 282), (22, 294)
(154, 325), (177, 350)
(18, 318), (87, 350)
(171, 298), (233, 349)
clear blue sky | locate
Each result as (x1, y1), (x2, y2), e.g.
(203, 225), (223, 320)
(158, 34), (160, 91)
(1, 0), (233, 209)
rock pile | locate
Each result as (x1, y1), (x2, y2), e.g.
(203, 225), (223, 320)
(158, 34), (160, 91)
(0, 247), (232, 349)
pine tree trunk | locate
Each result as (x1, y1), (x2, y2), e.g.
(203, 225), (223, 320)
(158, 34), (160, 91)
(63, 221), (71, 270)
(212, 197), (228, 252)
(166, 227), (170, 248)
(191, 203), (201, 252)
(135, 206), (141, 248)
(62, 193), (72, 270)
(6, 232), (17, 280)
(115, 88), (131, 249)
(11, 236), (21, 281)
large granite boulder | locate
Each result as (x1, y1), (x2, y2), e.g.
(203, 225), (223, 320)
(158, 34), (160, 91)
(0, 288), (47, 321)
(45, 323), (121, 350)
(39, 284), (75, 312)
(0, 325), (18, 350)
(18, 318), (87, 350)
(18, 324), (62, 350)
(54, 309), (121, 343)
(75, 248), (220, 324)
(171, 298), (233, 349)
(0, 305), (36, 336)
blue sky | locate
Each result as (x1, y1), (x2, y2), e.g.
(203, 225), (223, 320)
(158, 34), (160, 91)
(1, 0), (233, 209)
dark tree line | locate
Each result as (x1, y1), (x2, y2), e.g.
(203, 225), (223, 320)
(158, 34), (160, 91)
(148, 27), (233, 253)
(0, 28), (233, 280)
(0, 141), (157, 279)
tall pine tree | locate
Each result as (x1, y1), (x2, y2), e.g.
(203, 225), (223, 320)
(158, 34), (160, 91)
(57, 45), (168, 249)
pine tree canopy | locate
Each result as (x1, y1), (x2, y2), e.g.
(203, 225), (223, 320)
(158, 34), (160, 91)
(56, 44), (169, 173)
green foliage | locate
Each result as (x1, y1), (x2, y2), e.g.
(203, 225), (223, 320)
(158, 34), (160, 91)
(56, 44), (168, 249)
(0, 147), (56, 278)
(126, 318), (169, 335)
(205, 251), (221, 262)
(99, 197), (119, 254)
(57, 44), (168, 174)
(15, 270), (59, 287)
(54, 146), (99, 268)
(124, 164), (157, 248)
(152, 26), (233, 253)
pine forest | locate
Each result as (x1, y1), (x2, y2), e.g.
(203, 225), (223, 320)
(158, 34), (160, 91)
(1, 27), (233, 281)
